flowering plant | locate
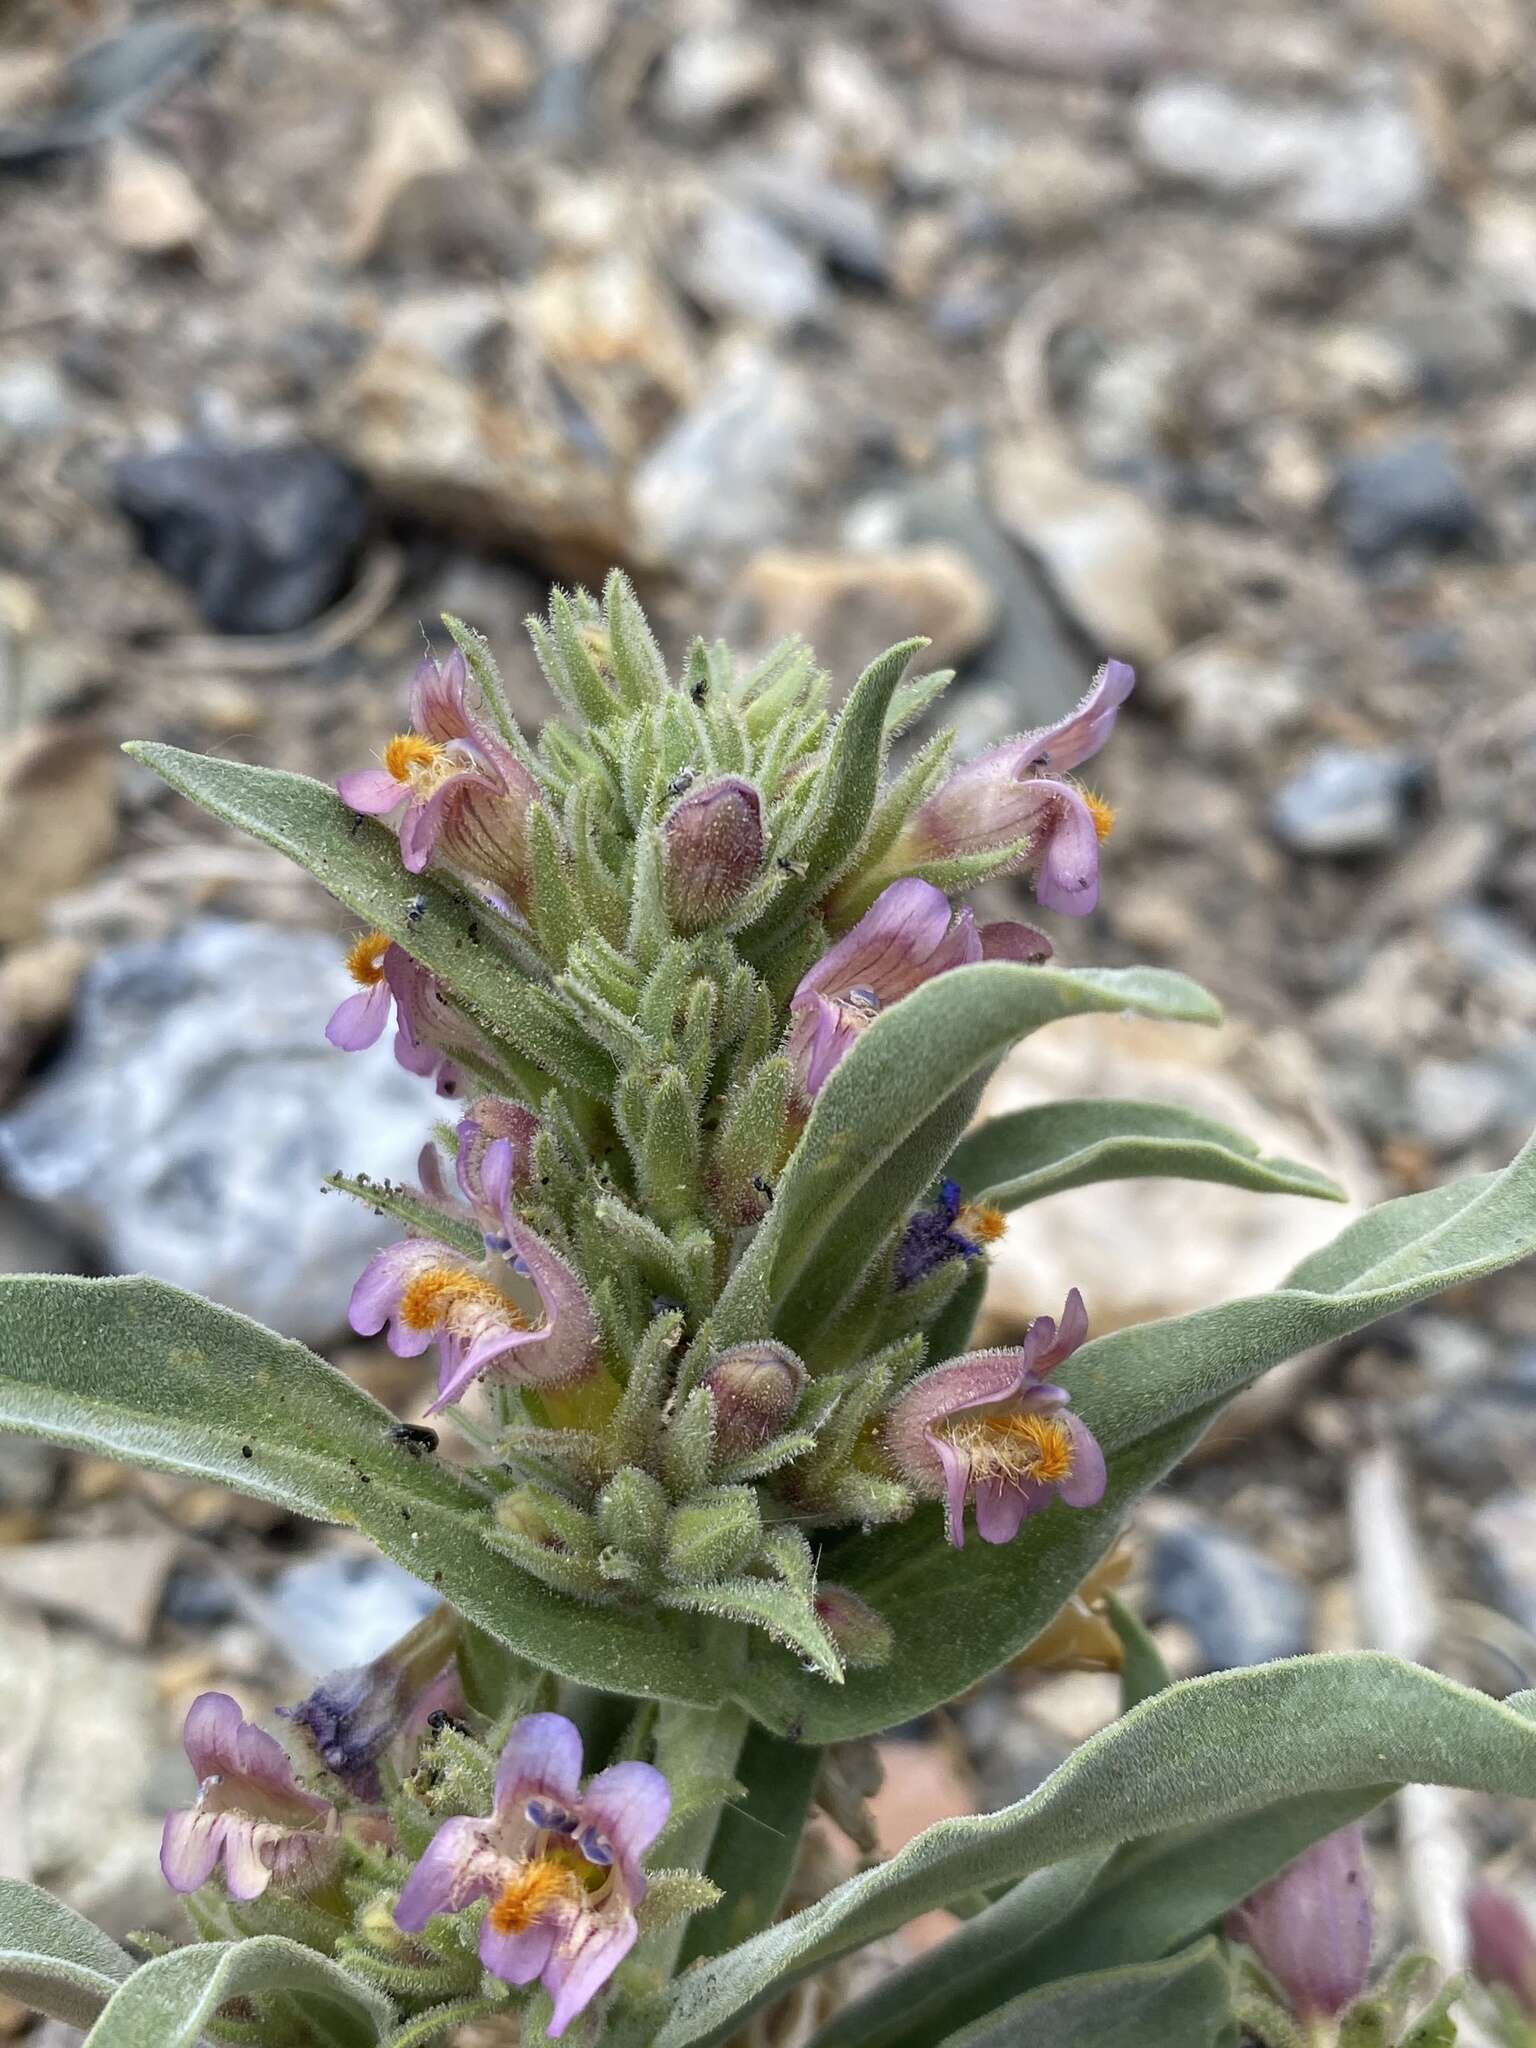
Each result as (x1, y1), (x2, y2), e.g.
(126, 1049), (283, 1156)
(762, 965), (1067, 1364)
(3, 577), (1536, 2046)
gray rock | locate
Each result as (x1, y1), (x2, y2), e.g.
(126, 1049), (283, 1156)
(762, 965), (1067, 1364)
(732, 161), (890, 285)
(651, 30), (780, 136)
(115, 441), (372, 635)
(1270, 748), (1422, 856)
(1332, 436), (1484, 566)
(0, 1436), (59, 1510)
(1471, 1492), (1536, 1638)
(676, 201), (827, 332)
(0, 920), (436, 1344)
(934, 0), (1173, 81)
(1151, 1514), (1311, 1671)
(1407, 1055), (1518, 1154)
(0, 357), (69, 441)
(271, 1554), (438, 1673)
(631, 351), (820, 569)
(1134, 81), (1432, 241)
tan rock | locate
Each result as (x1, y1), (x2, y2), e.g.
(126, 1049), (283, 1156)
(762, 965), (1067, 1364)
(0, 48), (62, 120)
(523, 252), (699, 462)
(0, 1535), (179, 1647)
(344, 81), (473, 266)
(988, 439), (1175, 664)
(0, 725), (117, 946)
(734, 545), (997, 681)
(102, 138), (206, 255)
(456, 17), (537, 109)
(0, 937), (87, 1102)
(973, 1012), (1372, 1343)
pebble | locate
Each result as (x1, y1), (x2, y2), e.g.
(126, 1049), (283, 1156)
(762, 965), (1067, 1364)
(1133, 81), (1432, 241)
(1150, 1512), (1313, 1671)
(115, 441), (371, 635)
(674, 200), (827, 333)
(0, 919), (437, 1346)
(1148, 639), (1309, 757)
(732, 545), (997, 680)
(344, 80), (473, 266)
(1270, 747), (1422, 856)
(1470, 1493), (1536, 1638)
(101, 138), (205, 256)
(631, 350), (821, 570)
(1332, 435), (1484, 565)
(652, 29), (780, 135)
(933, 0), (1173, 81)
(0, 357), (69, 442)
(270, 1554), (439, 1673)
(0, 1437), (60, 1511)
(1406, 1055), (1521, 1154)
(732, 159), (890, 285)
(0, 724), (117, 946)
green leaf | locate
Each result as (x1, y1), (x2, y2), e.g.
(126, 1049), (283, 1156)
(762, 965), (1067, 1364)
(79, 1935), (392, 2048)
(654, 1657), (1536, 2048)
(932, 1941), (1234, 2048)
(712, 962), (1223, 1347)
(0, 1275), (722, 1707)
(122, 744), (603, 1100)
(946, 1099), (1346, 1211)
(0, 1879), (134, 2031)
(678, 1725), (824, 1966)
(1108, 1595), (1173, 1712)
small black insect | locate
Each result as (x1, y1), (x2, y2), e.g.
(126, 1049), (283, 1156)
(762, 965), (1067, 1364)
(466, 918), (481, 945)
(751, 1174), (775, 1205)
(426, 1708), (469, 1737)
(240, 1444), (253, 1459)
(690, 677), (709, 704)
(405, 895), (427, 928)
(666, 766), (696, 800)
(388, 1422), (440, 1457)
(776, 856), (807, 879)
(347, 812), (366, 838)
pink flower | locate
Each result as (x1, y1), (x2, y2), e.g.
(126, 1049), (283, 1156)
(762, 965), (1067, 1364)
(394, 1711), (669, 2039)
(349, 1212), (598, 1414)
(786, 878), (1050, 1100)
(885, 1291), (1104, 1547)
(1468, 1884), (1536, 2016)
(1227, 1826), (1375, 2020)
(160, 1693), (339, 1902)
(338, 648), (542, 901)
(901, 659), (1133, 916)
(325, 931), (492, 1100)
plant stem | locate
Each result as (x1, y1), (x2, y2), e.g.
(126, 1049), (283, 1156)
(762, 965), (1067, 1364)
(641, 1697), (751, 1979)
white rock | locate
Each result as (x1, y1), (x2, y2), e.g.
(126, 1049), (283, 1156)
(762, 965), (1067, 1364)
(652, 29), (781, 135)
(102, 139), (206, 255)
(345, 81), (473, 265)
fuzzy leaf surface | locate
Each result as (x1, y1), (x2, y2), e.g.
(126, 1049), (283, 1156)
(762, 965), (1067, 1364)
(933, 1941), (1236, 2048)
(655, 1662), (1536, 2047)
(0, 1880), (134, 2031)
(79, 1935), (393, 2048)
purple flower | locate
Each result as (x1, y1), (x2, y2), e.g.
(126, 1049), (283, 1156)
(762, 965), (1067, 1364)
(394, 1711), (669, 2039)
(1469, 1884), (1536, 2015)
(893, 1179), (1007, 1290)
(1226, 1825), (1374, 2021)
(284, 1606), (459, 1803)
(338, 648), (542, 902)
(885, 1291), (1104, 1547)
(900, 659), (1134, 915)
(160, 1693), (340, 1902)
(662, 776), (765, 931)
(349, 1213), (598, 1414)
(786, 879), (1050, 1101)
(325, 932), (486, 1100)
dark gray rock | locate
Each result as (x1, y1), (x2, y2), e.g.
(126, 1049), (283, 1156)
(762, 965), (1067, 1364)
(1151, 1514), (1312, 1671)
(1270, 747), (1423, 856)
(0, 920), (433, 1344)
(1332, 436), (1484, 566)
(115, 442), (371, 635)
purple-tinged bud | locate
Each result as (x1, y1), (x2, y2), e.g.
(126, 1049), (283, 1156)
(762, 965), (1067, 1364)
(1469, 1884), (1536, 2015)
(814, 1585), (893, 1669)
(1226, 1825), (1374, 2020)
(662, 777), (764, 932)
(703, 1341), (806, 1457)
(284, 1605), (459, 1802)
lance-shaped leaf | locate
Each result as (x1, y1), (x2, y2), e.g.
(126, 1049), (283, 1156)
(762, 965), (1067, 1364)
(734, 1126), (1536, 1741)
(679, 1725), (825, 1966)
(79, 1935), (392, 2048)
(654, 1660), (1536, 2048)
(931, 1940), (1235, 2048)
(125, 744), (612, 1101)
(946, 1099), (1347, 1211)
(0, 1275), (722, 1707)
(0, 1880), (134, 2031)
(711, 962), (1223, 1347)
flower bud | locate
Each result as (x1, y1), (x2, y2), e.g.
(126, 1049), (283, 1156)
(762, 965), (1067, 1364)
(597, 1466), (670, 1561)
(662, 777), (764, 932)
(1226, 1825), (1374, 2020)
(1469, 1884), (1536, 2015)
(704, 1341), (806, 1458)
(664, 1486), (763, 1583)
(814, 1585), (893, 1669)
(284, 1604), (459, 1803)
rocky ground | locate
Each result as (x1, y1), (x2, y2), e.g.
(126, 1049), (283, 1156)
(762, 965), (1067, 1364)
(4, 0), (1536, 2032)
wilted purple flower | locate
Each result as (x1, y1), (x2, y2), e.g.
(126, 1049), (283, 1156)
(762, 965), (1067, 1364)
(160, 1693), (340, 1901)
(394, 1711), (669, 2039)
(418, 1099), (542, 1237)
(787, 879), (1050, 1101)
(1469, 1883), (1536, 2015)
(663, 776), (765, 931)
(350, 1211), (598, 1413)
(1226, 1825), (1375, 2020)
(703, 1341), (806, 1456)
(338, 648), (542, 903)
(893, 1178), (1007, 1290)
(284, 1605), (459, 1803)
(897, 660), (1134, 916)
(885, 1291), (1104, 1547)
(325, 932), (487, 1100)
